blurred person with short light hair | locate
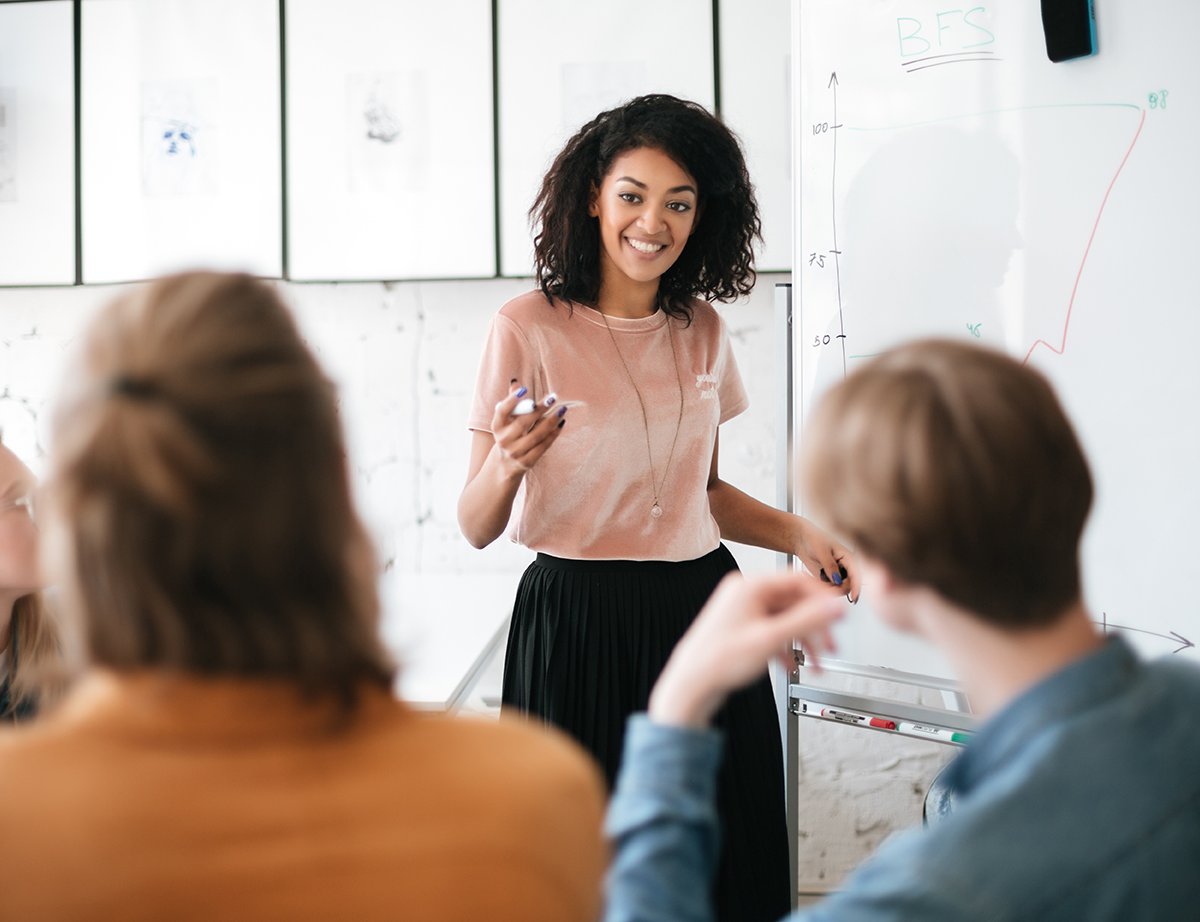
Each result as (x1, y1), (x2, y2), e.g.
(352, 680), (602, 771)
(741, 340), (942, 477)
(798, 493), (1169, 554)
(604, 339), (1200, 922)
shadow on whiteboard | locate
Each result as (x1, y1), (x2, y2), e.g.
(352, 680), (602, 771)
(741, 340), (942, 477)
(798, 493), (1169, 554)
(828, 594), (955, 682)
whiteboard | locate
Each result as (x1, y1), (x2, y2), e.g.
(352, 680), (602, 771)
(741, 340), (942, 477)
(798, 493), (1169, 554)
(285, 0), (494, 281)
(81, 0), (281, 283)
(793, 1), (1200, 677)
(497, 0), (715, 277)
(719, 0), (790, 273)
(0, 0), (75, 286)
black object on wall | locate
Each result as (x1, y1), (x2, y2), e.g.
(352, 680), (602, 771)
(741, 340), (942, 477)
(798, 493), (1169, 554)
(1042, 0), (1097, 62)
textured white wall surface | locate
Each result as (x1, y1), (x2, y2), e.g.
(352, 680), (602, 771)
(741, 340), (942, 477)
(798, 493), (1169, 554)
(0, 272), (949, 891)
(794, 682), (956, 891)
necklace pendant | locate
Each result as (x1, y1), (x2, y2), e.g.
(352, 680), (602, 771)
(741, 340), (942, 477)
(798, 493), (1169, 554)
(651, 503), (663, 519)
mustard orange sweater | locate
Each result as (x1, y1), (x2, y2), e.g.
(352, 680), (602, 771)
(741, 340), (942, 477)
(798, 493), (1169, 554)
(0, 671), (607, 920)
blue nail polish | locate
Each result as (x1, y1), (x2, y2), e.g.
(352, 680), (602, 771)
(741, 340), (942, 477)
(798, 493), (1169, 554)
(557, 405), (567, 417)
(832, 572), (843, 587)
(515, 386), (527, 398)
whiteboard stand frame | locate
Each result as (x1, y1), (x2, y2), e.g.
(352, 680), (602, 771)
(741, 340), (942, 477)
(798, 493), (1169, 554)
(444, 614), (511, 714)
(790, 651), (976, 746)
(772, 282), (799, 907)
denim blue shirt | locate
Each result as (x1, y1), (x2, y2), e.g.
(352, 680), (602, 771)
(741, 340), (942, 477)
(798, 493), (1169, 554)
(605, 638), (1200, 921)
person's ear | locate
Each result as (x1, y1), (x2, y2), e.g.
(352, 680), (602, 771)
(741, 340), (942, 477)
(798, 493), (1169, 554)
(587, 184), (599, 218)
(863, 557), (897, 595)
(862, 557), (920, 632)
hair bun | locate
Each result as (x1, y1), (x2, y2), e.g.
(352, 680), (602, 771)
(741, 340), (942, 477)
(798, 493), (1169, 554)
(109, 375), (161, 401)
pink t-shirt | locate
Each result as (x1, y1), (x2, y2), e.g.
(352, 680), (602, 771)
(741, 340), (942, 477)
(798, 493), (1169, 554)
(468, 290), (748, 561)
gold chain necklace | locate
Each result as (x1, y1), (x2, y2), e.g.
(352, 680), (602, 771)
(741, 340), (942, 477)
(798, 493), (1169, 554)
(600, 309), (684, 519)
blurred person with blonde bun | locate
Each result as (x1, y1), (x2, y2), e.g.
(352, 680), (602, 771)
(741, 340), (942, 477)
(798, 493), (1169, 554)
(0, 272), (605, 921)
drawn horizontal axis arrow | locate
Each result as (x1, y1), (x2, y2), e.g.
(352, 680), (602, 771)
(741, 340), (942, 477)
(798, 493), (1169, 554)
(1096, 618), (1194, 654)
(1169, 631), (1195, 653)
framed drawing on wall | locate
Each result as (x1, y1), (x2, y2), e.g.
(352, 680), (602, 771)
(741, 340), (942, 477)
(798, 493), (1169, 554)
(81, 0), (282, 283)
(0, 0), (75, 286)
(720, 0), (791, 273)
(286, 0), (495, 281)
(496, 0), (715, 278)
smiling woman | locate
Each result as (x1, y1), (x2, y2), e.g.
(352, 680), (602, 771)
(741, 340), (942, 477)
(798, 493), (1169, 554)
(458, 94), (857, 922)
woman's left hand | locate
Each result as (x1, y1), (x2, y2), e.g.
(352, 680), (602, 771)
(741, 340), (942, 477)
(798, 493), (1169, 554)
(792, 517), (860, 603)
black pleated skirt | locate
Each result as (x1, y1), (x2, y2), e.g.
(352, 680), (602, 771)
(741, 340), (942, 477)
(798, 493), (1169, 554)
(502, 544), (791, 922)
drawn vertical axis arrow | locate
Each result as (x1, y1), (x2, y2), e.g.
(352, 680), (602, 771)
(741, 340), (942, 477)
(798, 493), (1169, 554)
(828, 71), (848, 378)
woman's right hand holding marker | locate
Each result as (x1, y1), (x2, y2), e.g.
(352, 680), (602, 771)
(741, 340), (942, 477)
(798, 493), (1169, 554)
(490, 381), (568, 476)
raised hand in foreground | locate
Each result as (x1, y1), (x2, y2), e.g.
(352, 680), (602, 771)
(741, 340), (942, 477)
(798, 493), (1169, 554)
(648, 571), (847, 729)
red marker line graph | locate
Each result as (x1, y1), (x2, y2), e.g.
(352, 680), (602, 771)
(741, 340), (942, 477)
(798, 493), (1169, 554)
(1023, 108), (1147, 365)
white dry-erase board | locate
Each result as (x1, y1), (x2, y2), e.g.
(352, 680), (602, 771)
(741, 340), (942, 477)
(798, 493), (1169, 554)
(719, 0), (791, 274)
(496, 0), (715, 278)
(80, 0), (281, 283)
(285, 0), (494, 281)
(0, 0), (75, 286)
(793, 1), (1200, 679)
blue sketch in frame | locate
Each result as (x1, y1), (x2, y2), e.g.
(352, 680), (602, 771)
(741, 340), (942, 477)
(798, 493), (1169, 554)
(141, 80), (217, 198)
(161, 119), (199, 158)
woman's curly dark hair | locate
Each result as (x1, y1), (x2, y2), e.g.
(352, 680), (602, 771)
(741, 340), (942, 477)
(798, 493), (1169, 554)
(530, 94), (761, 322)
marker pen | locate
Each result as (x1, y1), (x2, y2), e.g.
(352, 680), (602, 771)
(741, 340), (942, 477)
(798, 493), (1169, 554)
(896, 722), (973, 745)
(796, 699), (897, 730)
(822, 707), (898, 730)
(512, 397), (587, 416)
